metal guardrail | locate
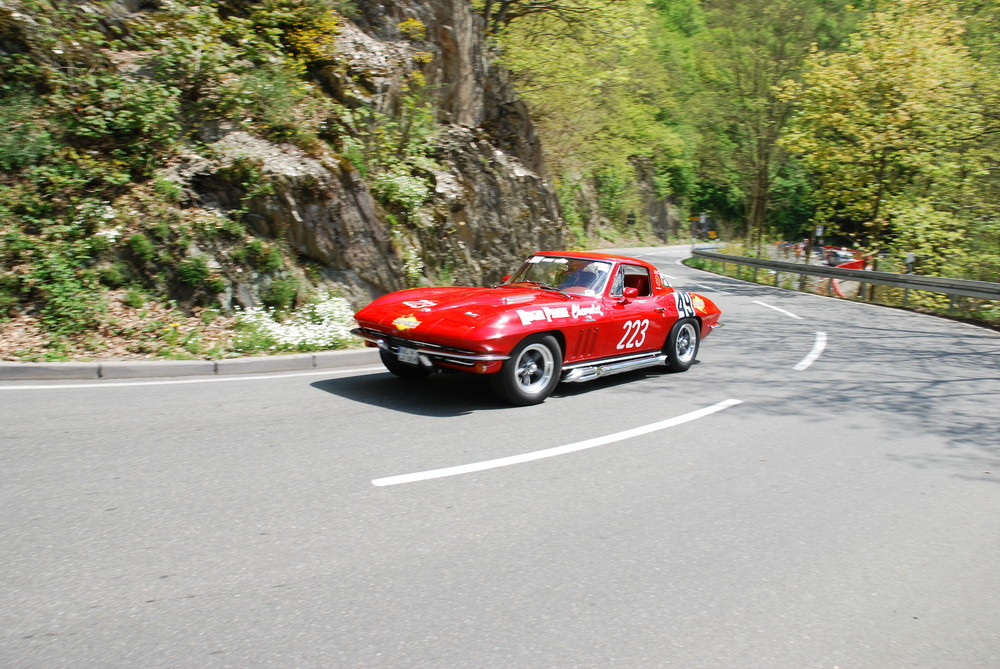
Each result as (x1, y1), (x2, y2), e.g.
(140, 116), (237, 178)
(691, 249), (1000, 301)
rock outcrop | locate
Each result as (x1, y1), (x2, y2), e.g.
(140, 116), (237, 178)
(173, 0), (565, 306)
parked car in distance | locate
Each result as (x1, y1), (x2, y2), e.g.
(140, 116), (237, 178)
(826, 248), (857, 266)
(352, 251), (722, 405)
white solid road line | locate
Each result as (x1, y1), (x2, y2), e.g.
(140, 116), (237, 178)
(752, 300), (803, 320)
(372, 399), (744, 487)
(794, 332), (828, 371)
(0, 365), (387, 391)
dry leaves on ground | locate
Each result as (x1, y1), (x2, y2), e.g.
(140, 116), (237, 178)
(0, 291), (236, 361)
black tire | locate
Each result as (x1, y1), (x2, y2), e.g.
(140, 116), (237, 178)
(490, 334), (562, 406)
(664, 318), (699, 372)
(380, 348), (431, 380)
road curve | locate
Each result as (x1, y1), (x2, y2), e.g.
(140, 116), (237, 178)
(2, 244), (998, 668)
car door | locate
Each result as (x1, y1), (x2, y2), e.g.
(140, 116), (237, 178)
(601, 264), (670, 357)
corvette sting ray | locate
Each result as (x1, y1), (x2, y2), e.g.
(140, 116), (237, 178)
(352, 251), (722, 405)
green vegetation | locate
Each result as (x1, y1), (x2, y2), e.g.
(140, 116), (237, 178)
(0, 0), (379, 358)
(781, 0), (998, 289)
(1, 0), (997, 360)
(491, 0), (998, 282)
(493, 0), (690, 238)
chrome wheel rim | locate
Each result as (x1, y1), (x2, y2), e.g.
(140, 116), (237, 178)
(675, 322), (697, 363)
(515, 343), (555, 395)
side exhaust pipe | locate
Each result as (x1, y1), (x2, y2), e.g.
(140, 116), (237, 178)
(562, 353), (667, 383)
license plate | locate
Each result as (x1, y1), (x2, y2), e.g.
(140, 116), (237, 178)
(397, 346), (419, 365)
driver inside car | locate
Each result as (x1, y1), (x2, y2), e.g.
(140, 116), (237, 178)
(559, 265), (603, 295)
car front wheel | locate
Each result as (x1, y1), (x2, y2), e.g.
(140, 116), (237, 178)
(664, 318), (699, 372)
(490, 334), (562, 406)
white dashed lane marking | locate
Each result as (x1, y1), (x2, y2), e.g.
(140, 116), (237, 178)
(752, 300), (803, 320)
(794, 332), (828, 371)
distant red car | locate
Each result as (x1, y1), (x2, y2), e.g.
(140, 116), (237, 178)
(352, 251), (722, 405)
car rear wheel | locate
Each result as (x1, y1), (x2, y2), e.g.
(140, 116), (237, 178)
(490, 334), (562, 406)
(380, 348), (431, 380)
(664, 318), (699, 372)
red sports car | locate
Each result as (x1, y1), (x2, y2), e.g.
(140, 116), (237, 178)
(352, 251), (722, 405)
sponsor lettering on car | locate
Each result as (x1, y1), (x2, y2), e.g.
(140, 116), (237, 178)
(517, 303), (604, 326)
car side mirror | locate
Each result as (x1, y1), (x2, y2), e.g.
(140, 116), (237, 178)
(620, 286), (638, 303)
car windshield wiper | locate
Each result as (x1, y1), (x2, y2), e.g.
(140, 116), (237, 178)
(525, 281), (572, 297)
(497, 280), (570, 297)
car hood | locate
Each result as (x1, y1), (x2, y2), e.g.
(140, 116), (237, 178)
(355, 286), (559, 333)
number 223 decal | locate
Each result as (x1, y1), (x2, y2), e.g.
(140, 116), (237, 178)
(617, 319), (649, 349)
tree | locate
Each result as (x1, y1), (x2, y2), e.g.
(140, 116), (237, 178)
(685, 0), (860, 252)
(781, 0), (985, 271)
(492, 0), (693, 233)
(475, 0), (631, 36)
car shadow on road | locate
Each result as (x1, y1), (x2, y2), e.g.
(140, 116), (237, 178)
(310, 362), (699, 415)
(549, 361), (703, 400)
(310, 371), (507, 417)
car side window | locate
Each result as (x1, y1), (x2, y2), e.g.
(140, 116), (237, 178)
(620, 265), (652, 297)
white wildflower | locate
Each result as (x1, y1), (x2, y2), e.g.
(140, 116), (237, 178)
(235, 296), (356, 352)
(95, 226), (123, 243)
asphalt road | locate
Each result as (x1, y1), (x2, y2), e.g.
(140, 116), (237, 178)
(2, 245), (998, 668)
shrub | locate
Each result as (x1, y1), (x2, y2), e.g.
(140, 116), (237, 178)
(0, 90), (55, 171)
(178, 257), (210, 286)
(220, 217), (247, 239)
(30, 243), (103, 336)
(124, 285), (147, 309)
(153, 177), (183, 202)
(261, 276), (300, 309)
(372, 169), (430, 214)
(128, 234), (156, 262)
(57, 73), (182, 171)
(247, 240), (284, 272)
(205, 273), (228, 294)
(0, 280), (20, 318)
(97, 263), (129, 288)
(398, 18), (427, 40)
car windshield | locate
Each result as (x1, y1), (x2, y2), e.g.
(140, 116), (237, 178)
(505, 255), (613, 296)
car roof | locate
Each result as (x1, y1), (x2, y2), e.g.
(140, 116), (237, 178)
(533, 250), (654, 268)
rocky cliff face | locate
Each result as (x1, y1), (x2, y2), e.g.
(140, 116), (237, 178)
(172, 0), (565, 307)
